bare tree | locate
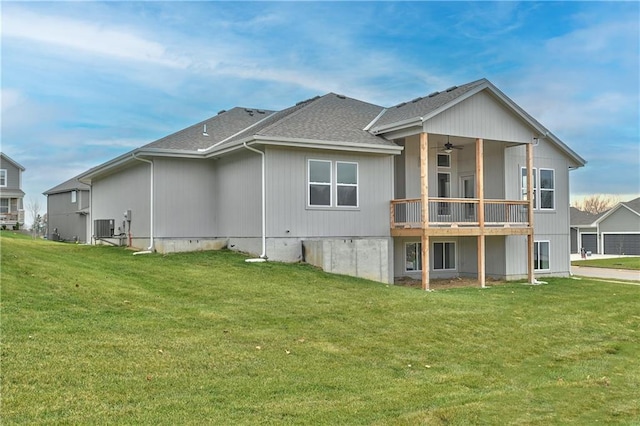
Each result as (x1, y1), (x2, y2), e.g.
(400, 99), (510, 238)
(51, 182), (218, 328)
(571, 194), (619, 215)
(26, 198), (41, 238)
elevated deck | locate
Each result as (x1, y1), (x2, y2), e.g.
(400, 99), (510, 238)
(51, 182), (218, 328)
(390, 198), (532, 236)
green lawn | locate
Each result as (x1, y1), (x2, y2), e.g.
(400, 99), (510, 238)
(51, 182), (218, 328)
(572, 256), (640, 270)
(2, 233), (639, 425)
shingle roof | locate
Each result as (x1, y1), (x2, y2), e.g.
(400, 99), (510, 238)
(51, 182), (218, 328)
(372, 79), (487, 129)
(219, 93), (394, 148)
(621, 197), (640, 214)
(570, 207), (601, 226)
(44, 176), (90, 195)
(144, 107), (275, 151)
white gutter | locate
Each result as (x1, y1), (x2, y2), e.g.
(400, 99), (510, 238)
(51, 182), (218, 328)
(132, 153), (154, 253)
(242, 142), (267, 261)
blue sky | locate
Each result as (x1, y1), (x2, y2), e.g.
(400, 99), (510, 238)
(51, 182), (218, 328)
(2, 1), (639, 225)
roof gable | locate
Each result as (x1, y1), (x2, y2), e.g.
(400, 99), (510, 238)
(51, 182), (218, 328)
(0, 152), (26, 171)
(595, 197), (640, 224)
(44, 176), (90, 195)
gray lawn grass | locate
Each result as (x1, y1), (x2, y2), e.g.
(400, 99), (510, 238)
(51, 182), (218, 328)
(2, 232), (639, 424)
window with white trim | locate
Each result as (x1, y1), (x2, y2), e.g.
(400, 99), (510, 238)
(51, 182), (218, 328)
(308, 160), (358, 208)
(521, 167), (555, 210)
(406, 242), (422, 271)
(336, 162), (358, 207)
(437, 153), (451, 168)
(534, 241), (550, 271)
(71, 190), (77, 203)
(539, 169), (555, 210)
(0, 169), (6, 187)
(308, 160), (331, 207)
(433, 242), (456, 270)
(0, 199), (8, 214)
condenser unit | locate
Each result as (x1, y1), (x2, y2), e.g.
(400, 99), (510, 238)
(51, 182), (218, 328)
(94, 219), (115, 238)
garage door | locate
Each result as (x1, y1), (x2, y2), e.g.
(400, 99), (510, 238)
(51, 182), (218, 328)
(581, 233), (597, 254)
(603, 234), (640, 255)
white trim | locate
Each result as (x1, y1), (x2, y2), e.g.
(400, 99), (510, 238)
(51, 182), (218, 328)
(534, 240), (551, 271)
(405, 241), (422, 272)
(335, 161), (359, 208)
(71, 190), (77, 204)
(308, 159), (332, 207)
(0, 169), (6, 187)
(595, 202), (640, 224)
(601, 232), (640, 255)
(539, 168), (555, 211)
(437, 153), (451, 168)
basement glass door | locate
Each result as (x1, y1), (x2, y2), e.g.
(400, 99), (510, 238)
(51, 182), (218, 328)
(461, 175), (475, 220)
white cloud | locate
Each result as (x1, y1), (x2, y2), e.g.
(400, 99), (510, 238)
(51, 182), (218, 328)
(2, 8), (189, 69)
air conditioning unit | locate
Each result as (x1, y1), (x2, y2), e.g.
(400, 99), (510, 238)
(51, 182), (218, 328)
(94, 219), (115, 238)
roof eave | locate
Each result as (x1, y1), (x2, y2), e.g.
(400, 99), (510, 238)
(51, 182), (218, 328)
(207, 135), (403, 157)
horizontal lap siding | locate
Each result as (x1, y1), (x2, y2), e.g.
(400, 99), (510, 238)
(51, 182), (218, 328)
(266, 147), (393, 238)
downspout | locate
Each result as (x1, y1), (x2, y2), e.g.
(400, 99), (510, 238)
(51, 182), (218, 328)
(243, 142), (267, 262)
(132, 153), (154, 254)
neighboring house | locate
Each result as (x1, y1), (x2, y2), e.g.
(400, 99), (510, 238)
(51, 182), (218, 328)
(0, 152), (25, 228)
(73, 78), (585, 288)
(571, 198), (640, 255)
(43, 176), (91, 242)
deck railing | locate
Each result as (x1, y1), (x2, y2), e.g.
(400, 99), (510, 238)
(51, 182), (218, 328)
(391, 198), (529, 228)
(0, 210), (25, 224)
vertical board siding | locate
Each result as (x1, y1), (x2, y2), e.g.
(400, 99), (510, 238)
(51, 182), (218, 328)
(266, 146), (393, 238)
(214, 150), (261, 237)
(154, 158), (216, 238)
(92, 163), (151, 239)
(423, 91), (534, 144)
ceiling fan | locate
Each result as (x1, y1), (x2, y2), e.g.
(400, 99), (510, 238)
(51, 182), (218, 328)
(443, 136), (463, 153)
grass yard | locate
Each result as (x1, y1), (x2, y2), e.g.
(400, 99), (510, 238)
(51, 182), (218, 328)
(2, 232), (639, 425)
(572, 256), (640, 270)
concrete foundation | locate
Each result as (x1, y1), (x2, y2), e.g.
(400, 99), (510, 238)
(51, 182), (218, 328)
(303, 238), (392, 284)
(154, 238), (228, 254)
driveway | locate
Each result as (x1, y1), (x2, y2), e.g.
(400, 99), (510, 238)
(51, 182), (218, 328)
(570, 253), (640, 282)
(571, 265), (640, 282)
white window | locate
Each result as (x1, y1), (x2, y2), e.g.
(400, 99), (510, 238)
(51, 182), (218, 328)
(71, 190), (77, 203)
(0, 199), (8, 214)
(534, 241), (550, 271)
(521, 167), (555, 210)
(0, 169), (6, 187)
(433, 242), (456, 270)
(308, 160), (332, 207)
(437, 153), (451, 168)
(539, 169), (555, 210)
(336, 162), (358, 207)
(406, 242), (422, 271)
(308, 160), (358, 208)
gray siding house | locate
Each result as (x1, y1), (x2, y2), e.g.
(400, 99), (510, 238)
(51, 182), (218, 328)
(44, 177), (91, 242)
(0, 152), (25, 228)
(571, 198), (640, 255)
(75, 79), (586, 288)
